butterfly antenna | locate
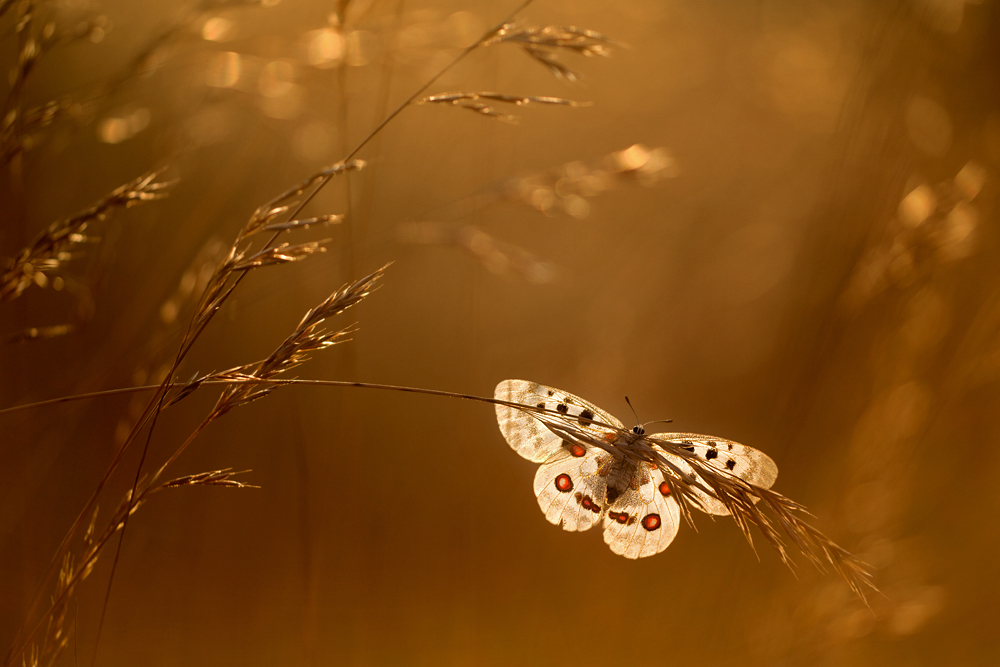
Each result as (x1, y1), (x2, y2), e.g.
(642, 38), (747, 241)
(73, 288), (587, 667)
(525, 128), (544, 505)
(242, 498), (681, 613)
(624, 396), (640, 425)
(626, 396), (673, 434)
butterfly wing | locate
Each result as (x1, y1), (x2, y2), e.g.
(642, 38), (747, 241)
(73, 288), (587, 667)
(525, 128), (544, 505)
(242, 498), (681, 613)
(533, 446), (611, 532)
(649, 432), (778, 516)
(601, 462), (681, 558)
(494, 379), (623, 462)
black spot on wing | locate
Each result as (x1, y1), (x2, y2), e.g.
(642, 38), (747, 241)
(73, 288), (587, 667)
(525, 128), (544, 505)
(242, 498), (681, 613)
(726, 459), (736, 470)
(579, 408), (594, 425)
(556, 403), (568, 413)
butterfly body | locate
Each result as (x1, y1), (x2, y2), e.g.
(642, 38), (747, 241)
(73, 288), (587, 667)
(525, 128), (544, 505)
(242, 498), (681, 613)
(495, 379), (778, 559)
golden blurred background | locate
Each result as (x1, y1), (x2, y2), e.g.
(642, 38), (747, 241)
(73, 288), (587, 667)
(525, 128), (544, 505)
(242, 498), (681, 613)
(2, 0), (998, 664)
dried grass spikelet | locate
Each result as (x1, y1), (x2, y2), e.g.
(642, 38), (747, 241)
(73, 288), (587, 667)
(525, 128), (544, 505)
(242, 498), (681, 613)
(186, 160), (365, 340)
(172, 264), (388, 414)
(24, 468), (253, 667)
(0, 170), (171, 303)
(501, 143), (678, 217)
(398, 222), (556, 283)
(136, 266), (386, 514)
(1, 97), (67, 163)
(416, 91), (586, 123)
(482, 23), (617, 81)
(841, 161), (986, 310)
(182, 163), (364, 345)
(1, 1), (110, 165)
(242, 159), (364, 237)
(160, 468), (258, 489)
(527, 405), (876, 602)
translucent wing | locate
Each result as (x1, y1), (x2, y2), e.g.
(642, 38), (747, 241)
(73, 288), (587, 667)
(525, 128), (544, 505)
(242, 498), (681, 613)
(494, 379), (623, 462)
(533, 444), (611, 532)
(602, 463), (681, 558)
(649, 432), (778, 516)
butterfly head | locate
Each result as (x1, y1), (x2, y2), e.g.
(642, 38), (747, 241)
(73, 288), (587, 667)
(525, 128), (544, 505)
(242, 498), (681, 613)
(625, 397), (646, 438)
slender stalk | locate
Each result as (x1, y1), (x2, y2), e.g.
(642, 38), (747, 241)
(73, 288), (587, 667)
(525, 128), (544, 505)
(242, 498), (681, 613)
(0, 378), (543, 415)
(356, 0), (407, 268)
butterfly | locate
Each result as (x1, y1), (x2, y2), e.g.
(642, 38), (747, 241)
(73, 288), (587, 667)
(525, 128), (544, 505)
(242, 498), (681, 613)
(494, 379), (779, 559)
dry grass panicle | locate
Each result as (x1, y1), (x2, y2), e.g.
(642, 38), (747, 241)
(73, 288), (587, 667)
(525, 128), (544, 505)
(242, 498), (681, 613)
(483, 23), (616, 81)
(0, 171), (171, 303)
(192, 263), (388, 417)
(22, 465), (256, 667)
(417, 91), (585, 123)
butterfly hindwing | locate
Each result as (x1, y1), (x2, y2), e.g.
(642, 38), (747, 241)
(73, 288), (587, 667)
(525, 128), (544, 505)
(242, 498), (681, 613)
(533, 444), (609, 532)
(495, 379), (623, 463)
(601, 462), (681, 558)
(650, 432), (778, 516)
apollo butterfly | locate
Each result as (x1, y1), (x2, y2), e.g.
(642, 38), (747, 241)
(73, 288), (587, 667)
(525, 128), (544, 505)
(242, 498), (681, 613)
(494, 379), (778, 558)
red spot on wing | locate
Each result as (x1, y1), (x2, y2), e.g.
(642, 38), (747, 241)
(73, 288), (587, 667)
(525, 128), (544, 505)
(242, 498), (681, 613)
(604, 432), (616, 442)
(580, 496), (601, 513)
(641, 514), (661, 531)
(569, 444), (586, 457)
(554, 474), (574, 493)
(658, 481), (671, 496)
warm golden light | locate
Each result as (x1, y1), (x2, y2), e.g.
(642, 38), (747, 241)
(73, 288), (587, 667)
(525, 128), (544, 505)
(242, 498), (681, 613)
(1, 1), (995, 666)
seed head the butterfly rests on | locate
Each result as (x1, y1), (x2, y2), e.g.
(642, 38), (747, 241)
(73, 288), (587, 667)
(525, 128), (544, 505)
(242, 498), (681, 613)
(494, 379), (779, 559)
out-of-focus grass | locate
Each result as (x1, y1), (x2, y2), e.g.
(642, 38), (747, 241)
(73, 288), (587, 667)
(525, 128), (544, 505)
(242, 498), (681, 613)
(1, 0), (998, 665)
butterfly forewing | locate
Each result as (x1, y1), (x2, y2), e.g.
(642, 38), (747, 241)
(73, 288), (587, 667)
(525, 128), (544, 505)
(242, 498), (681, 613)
(495, 379), (623, 462)
(650, 432), (778, 516)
